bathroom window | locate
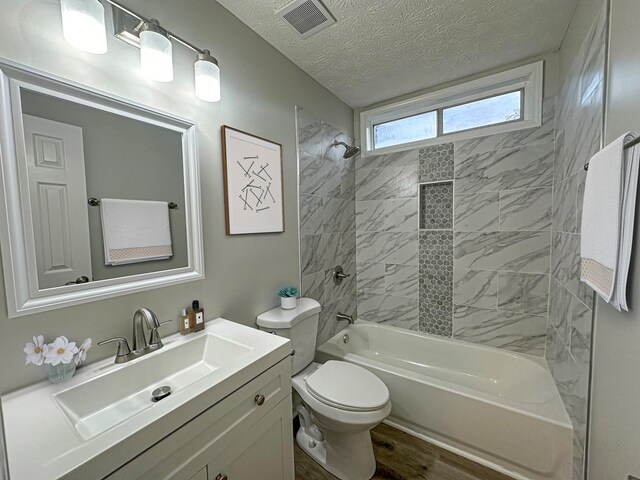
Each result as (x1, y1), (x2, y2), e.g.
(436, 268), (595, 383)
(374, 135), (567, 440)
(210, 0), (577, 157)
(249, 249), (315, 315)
(441, 89), (523, 134)
(373, 110), (437, 149)
(361, 61), (543, 156)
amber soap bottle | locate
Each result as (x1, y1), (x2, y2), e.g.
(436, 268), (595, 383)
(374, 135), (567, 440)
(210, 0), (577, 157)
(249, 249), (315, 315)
(189, 300), (205, 332)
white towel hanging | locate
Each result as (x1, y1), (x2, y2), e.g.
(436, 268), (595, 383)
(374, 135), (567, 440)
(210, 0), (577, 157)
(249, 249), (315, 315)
(100, 198), (173, 265)
(580, 132), (640, 311)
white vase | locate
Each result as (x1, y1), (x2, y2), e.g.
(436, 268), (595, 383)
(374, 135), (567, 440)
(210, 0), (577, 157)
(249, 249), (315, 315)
(280, 296), (297, 310)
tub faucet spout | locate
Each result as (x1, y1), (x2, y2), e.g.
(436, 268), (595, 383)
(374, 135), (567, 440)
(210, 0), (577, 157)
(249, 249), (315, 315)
(336, 312), (354, 324)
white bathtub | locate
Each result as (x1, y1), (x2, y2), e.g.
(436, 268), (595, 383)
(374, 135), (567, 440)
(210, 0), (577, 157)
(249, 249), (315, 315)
(316, 321), (572, 480)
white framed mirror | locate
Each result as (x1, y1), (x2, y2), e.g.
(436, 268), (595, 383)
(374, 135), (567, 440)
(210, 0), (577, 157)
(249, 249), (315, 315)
(0, 60), (204, 317)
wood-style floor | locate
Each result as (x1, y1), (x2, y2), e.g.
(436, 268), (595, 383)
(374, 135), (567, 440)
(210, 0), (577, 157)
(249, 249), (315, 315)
(294, 423), (513, 480)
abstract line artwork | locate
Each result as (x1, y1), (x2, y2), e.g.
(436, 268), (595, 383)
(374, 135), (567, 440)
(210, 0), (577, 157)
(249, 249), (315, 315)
(222, 126), (284, 234)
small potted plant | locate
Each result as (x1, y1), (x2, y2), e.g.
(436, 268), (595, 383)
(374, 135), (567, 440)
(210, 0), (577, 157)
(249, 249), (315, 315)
(277, 287), (299, 310)
(24, 335), (92, 384)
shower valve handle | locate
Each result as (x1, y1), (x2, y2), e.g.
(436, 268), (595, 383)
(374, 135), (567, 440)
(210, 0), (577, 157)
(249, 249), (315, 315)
(333, 265), (350, 285)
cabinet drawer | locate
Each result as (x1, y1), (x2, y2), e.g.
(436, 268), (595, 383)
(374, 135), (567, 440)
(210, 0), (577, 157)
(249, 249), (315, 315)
(106, 358), (291, 480)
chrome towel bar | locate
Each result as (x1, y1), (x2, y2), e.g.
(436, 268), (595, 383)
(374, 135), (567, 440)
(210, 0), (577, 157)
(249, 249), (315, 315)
(88, 197), (178, 209)
(584, 135), (640, 171)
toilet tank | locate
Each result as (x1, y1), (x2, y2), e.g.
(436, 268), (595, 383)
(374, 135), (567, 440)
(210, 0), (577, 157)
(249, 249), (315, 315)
(256, 298), (321, 375)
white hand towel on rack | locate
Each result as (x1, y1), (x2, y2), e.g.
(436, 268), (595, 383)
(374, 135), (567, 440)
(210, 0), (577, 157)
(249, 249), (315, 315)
(100, 198), (173, 265)
(580, 132), (640, 311)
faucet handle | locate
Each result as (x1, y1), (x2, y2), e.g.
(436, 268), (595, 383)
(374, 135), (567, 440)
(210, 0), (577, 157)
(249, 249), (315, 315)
(98, 337), (132, 363)
(149, 320), (172, 348)
(336, 312), (354, 324)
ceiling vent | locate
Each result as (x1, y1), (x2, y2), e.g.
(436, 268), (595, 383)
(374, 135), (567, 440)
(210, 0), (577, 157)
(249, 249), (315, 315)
(277, 0), (336, 39)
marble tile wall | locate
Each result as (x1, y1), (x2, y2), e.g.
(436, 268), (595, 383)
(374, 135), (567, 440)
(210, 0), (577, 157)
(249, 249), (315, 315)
(355, 149), (420, 329)
(297, 107), (357, 345)
(547, 5), (606, 480)
(354, 92), (556, 352)
(450, 100), (555, 356)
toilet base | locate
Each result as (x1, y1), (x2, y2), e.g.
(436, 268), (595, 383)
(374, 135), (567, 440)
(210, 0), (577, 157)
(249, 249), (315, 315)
(296, 423), (376, 480)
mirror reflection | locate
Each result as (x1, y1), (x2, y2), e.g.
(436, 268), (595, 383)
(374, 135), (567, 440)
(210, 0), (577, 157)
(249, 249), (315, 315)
(19, 89), (188, 290)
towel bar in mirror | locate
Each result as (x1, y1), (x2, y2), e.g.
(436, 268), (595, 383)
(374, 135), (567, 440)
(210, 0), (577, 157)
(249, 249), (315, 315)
(88, 197), (178, 209)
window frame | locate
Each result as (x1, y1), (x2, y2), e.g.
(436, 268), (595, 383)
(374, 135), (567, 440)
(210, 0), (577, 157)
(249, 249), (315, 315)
(360, 61), (543, 157)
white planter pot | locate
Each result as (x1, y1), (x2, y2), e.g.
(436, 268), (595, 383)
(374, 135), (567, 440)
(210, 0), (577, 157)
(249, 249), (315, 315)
(280, 296), (297, 310)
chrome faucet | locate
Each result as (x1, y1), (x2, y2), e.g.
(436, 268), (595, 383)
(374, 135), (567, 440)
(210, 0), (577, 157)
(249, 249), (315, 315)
(98, 307), (171, 364)
(132, 307), (162, 351)
(336, 312), (354, 325)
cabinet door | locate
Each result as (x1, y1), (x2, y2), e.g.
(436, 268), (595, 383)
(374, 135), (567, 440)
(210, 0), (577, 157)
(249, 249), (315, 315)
(190, 467), (207, 480)
(105, 359), (291, 480)
(208, 398), (294, 480)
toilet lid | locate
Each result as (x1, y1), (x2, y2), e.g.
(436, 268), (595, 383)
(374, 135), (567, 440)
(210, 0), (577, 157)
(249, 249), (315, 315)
(305, 361), (389, 412)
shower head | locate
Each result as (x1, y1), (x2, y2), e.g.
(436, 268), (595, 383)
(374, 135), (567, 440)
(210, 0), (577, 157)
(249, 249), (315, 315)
(333, 140), (360, 158)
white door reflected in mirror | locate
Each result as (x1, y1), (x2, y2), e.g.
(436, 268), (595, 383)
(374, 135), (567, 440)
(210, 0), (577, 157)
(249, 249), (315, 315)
(22, 115), (93, 289)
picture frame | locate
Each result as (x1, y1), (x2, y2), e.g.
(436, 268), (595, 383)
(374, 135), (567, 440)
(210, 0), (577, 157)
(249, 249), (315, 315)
(221, 126), (284, 235)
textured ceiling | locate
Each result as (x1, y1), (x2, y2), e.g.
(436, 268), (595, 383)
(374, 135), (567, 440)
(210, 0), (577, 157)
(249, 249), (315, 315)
(217, 0), (579, 108)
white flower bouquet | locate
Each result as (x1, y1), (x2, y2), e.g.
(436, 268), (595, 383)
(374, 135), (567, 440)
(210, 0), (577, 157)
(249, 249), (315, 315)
(24, 335), (92, 383)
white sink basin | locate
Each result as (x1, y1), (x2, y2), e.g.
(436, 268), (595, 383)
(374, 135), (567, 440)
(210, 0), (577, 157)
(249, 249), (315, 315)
(54, 333), (252, 440)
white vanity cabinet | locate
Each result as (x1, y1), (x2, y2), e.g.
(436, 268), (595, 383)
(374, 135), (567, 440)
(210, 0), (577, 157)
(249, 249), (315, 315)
(105, 358), (294, 480)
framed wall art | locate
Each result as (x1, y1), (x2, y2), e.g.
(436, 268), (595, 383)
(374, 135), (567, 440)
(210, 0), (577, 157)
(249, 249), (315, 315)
(221, 126), (284, 235)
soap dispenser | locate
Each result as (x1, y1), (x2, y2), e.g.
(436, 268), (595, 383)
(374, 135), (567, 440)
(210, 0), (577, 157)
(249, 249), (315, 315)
(189, 300), (205, 332)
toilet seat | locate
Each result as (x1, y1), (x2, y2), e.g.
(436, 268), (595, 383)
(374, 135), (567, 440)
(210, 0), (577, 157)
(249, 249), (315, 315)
(305, 360), (389, 412)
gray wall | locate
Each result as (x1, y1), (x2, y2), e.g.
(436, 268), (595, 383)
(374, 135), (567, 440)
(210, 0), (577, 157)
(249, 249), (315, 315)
(0, 405), (5, 480)
(353, 61), (557, 357)
(0, 0), (352, 394)
(297, 108), (357, 345)
(546, 2), (606, 479)
(21, 89), (189, 281)
(589, 0), (640, 479)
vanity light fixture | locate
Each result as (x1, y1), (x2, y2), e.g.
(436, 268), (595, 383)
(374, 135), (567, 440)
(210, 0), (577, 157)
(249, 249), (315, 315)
(58, 0), (221, 101)
(194, 50), (220, 102)
(139, 19), (173, 82)
(60, 0), (108, 54)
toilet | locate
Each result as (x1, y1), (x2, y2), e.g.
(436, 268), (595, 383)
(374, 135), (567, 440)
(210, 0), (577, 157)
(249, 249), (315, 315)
(257, 298), (391, 480)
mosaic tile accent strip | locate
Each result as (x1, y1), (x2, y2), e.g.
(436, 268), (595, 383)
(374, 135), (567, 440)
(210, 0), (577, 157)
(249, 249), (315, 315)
(419, 231), (453, 336)
(420, 182), (453, 230)
(419, 143), (454, 182)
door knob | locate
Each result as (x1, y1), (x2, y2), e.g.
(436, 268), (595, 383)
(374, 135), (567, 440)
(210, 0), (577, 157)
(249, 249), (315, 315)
(255, 394), (265, 406)
(215, 474), (228, 480)
(65, 275), (90, 285)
